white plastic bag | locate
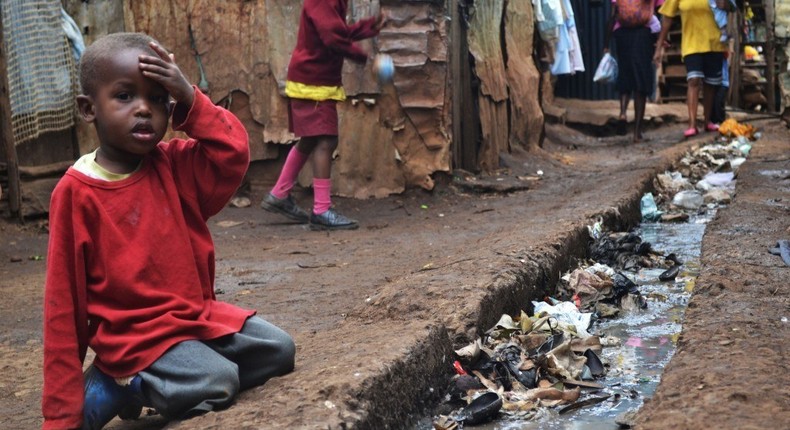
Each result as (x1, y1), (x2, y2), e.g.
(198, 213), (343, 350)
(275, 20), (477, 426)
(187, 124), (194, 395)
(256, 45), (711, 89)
(532, 301), (593, 338)
(593, 53), (618, 83)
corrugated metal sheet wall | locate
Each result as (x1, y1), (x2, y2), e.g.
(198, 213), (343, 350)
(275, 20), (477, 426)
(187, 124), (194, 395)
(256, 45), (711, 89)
(555, 0), (618, 100)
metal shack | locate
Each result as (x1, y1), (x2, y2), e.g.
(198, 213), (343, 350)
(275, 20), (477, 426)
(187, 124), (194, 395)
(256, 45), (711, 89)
(1, 0), (545, 219)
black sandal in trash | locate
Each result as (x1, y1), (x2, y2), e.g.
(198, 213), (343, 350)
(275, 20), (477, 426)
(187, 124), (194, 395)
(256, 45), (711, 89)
(583, 348), (606, 377)
(459, 392), (503, 425)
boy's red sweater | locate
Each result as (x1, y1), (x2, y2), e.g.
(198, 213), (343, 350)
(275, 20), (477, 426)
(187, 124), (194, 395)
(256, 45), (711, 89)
(41, 90), (253, 429)
(286, 0), (380, 86)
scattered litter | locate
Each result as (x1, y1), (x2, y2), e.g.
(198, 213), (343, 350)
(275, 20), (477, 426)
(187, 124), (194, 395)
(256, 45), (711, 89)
(718, 118), (756, 139)
(656, 171), (691, 193)
(457, 392), (502, 425)
(228, 196), (251, 208)
(430, 123), (759, 429)
(558, 394), (610, 415)
(640, 193), (662, 222)
(672, 190), (704, 210)
(533, 301), (593, 338)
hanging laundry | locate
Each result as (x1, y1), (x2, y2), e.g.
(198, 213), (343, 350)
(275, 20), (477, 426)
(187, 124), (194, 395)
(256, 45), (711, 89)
(534, 0), (564, 42)
(551, 0), (585, 75)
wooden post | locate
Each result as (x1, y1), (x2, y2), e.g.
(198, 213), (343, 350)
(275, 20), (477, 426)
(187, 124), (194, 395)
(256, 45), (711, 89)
(450, 0), (462, 171)
(0, 10), (22, 219)
(765, 0), (776, 113)
(729, 10), (741, 108)
(449, 0), (479, 171)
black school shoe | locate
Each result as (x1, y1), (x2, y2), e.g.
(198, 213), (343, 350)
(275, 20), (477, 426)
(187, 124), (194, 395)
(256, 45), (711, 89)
(260, 193), (309, 223)
(309, 209), (359, 231)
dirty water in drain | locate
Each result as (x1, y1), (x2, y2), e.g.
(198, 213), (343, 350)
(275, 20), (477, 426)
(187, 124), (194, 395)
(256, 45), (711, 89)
(416, 130), (755, 430)
(418, 214), (712, 430)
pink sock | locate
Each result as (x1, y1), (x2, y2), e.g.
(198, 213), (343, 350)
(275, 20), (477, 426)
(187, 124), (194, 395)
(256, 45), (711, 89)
(313, 178), (332, 214)
(271, 147), (309, 199)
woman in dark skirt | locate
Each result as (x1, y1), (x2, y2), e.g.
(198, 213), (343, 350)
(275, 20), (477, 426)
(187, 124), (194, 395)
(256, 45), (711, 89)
(605, 0), (661, 143)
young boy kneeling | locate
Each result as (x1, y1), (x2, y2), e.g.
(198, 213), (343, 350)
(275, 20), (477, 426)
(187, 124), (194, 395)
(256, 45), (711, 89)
(41, 33), (295, 430)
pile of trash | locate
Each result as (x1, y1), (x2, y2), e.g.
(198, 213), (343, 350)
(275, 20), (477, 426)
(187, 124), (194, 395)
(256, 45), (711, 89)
(641, 119), (758, 222)
(431, 122), (758, 429)
(432, 308), (614, 428)
(432, 225), (682, 429)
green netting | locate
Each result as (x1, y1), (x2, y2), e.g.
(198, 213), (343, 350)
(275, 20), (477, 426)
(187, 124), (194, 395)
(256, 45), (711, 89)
(1, 0), (77, 145)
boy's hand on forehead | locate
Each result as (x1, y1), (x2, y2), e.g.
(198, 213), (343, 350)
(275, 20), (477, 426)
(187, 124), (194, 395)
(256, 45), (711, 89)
(139, 42), (195, 108)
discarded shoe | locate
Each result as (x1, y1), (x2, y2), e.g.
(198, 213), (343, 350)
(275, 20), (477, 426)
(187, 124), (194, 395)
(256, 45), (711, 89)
(583, 349), (606, 377)
(309, 209), (359, 231)
(83, 365), (144, 430)
(705, 122), (720, 132)
(502, 345), (537, 389)
(260, 193), (309, 223)
(683, 127), (699, 138)
(658, 264), (681, 282)
(658, 254), (683, 281)
(491, 361), (512, 391)
(459, 392), (502, 425)
(612, 273), (637, 302)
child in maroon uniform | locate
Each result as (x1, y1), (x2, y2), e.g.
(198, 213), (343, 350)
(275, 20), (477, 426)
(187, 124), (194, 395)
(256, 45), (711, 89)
(42, 33), (295, 430)
(260, 0), (384, 230)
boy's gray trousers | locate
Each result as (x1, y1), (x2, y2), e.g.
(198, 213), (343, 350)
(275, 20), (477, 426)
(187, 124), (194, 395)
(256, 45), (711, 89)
(138, 316), (296, 419)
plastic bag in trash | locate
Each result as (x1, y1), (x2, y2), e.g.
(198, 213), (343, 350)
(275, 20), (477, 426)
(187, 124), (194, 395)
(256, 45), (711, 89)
(640, 193), (663, 221)
(672, 190), (704, 210)
(532, 301), (593, 338)
(704, 172), (735, 187)
(729, 136), (752, 155)
(656, 171), (691, 193)
(696, 172), (735, 191)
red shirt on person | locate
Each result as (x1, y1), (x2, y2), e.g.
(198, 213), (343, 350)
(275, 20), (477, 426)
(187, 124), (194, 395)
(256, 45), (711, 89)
(42, 90), (253, 429)
(286, 0), (380, 87)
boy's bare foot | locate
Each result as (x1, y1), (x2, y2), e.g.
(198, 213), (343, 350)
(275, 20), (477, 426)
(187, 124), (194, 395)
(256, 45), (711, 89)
(632, 134), (649, 144)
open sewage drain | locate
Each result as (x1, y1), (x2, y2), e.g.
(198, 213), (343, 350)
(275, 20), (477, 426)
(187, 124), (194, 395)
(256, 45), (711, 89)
(417, 122), (758, 430)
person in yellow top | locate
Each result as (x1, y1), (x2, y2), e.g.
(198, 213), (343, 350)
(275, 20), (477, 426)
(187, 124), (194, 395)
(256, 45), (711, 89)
(653, 0), (733, 138)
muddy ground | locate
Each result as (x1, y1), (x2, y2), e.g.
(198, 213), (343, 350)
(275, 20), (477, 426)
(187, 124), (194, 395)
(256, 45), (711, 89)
(1, 111), (788, 430)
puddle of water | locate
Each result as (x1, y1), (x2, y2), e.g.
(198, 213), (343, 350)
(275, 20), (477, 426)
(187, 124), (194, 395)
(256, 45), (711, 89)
(417, 212), (714, 430)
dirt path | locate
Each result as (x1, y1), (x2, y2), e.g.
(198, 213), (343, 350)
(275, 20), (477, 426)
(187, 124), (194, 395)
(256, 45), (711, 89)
(1, 119), (787, 429)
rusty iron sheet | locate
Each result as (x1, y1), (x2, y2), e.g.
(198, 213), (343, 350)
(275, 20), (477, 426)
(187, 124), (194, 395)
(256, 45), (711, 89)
(333, 101), (406, 199)
(124, 0), (294, 161)
(505, 0), (543, 152)
(468, 0), (509, 171)
(467, 0), (508, 102)
(477, 98), (509, 172)
(375, 3), (450, 156)
(122, 0), (450, 192)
